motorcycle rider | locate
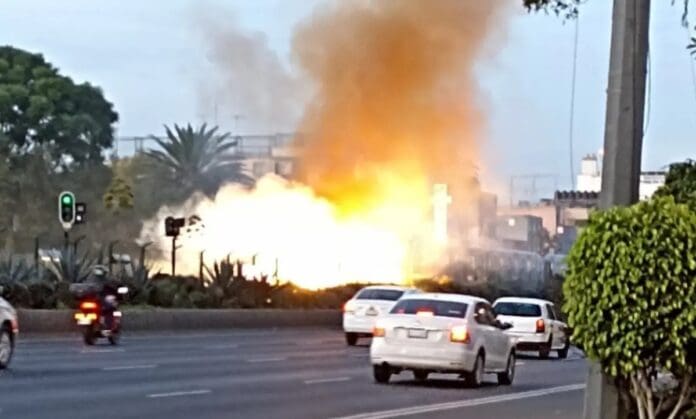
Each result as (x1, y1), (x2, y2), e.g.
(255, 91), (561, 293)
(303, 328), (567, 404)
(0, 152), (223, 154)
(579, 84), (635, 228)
(90, 266), (119, 330)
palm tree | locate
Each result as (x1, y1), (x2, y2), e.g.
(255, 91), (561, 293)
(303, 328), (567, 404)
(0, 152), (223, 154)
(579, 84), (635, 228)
(145, 123), (253, 192)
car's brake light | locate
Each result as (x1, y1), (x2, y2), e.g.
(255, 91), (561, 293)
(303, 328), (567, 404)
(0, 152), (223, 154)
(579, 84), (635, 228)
(80, 301), (98, 310)
(536, 319), (546, 333)
(449, 325), (470, 343)
(343, 301), (356, 313)
(373, 326), (385, 337)
(416, 309), (434, 317)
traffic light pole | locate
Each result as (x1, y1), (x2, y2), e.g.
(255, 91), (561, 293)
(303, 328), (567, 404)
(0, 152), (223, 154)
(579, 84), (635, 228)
(63, 230), (70, 252)
(585, 1), (650, 418)
(171, 236), (177, 277)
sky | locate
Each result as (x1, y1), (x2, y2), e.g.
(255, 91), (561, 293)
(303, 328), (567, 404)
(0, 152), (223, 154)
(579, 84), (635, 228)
(1, 0), (696, 199)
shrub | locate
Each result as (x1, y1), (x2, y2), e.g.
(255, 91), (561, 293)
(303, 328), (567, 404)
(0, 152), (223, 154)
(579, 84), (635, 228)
(564, 197), (696, 418)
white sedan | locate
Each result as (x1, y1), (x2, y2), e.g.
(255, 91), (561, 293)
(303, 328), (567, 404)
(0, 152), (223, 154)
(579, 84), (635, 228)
(492, 297), (570, 359)
(0, 287), (18, 369)
(370, 293), (516, 387)
(342, 285), (418, 346)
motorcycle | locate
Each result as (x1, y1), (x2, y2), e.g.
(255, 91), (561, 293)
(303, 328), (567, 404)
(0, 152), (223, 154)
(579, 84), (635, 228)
(72, 285), (128, 346)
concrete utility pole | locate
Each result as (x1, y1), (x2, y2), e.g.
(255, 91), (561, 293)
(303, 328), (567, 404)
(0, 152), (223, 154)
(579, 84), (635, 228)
(586, 1), (650, 419)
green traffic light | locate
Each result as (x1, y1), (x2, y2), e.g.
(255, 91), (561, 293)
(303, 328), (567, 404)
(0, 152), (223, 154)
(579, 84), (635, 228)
(61, 194), (73, 205)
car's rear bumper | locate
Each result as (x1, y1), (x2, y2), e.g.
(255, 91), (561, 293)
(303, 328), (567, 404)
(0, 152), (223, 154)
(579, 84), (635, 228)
(343, 314), (379, 334)
(507, 332), (549, 350)
(370, 339), (476, 372)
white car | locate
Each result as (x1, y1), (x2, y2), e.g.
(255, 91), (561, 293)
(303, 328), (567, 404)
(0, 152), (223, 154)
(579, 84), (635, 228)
(343, 285), (418, 346)
(492, 297), (570, 359)
(370, 293), (516, 387)
(0, 287), (18, 369)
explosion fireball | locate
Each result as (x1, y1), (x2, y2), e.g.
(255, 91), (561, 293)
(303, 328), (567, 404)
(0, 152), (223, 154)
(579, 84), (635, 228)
(141, 0), (509, 289)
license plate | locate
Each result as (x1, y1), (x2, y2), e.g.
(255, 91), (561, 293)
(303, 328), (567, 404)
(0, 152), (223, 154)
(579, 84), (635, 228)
(408, 328), (427, 339)
(76, 318), (93, 326)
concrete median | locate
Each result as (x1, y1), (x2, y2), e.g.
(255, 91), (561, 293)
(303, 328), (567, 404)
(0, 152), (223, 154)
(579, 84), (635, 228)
(17, 308), (342, 334)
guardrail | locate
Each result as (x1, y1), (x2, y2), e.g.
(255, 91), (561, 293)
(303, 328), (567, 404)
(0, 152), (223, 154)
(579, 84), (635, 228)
(17, 309), (342, 334)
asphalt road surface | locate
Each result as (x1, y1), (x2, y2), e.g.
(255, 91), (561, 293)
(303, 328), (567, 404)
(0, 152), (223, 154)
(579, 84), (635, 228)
(0, 329), (587, 419)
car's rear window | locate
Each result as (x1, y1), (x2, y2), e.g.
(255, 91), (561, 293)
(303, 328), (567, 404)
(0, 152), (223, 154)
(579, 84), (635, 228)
(355, 289), (405, 301)
(493, 302), (542, 317)
(389, 299), (468, 318)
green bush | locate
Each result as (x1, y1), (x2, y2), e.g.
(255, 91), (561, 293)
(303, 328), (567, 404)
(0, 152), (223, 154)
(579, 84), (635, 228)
(564, 197), (696, 418)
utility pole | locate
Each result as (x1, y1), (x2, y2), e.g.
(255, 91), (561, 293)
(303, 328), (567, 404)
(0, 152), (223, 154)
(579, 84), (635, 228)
(585, 1), (650, 419)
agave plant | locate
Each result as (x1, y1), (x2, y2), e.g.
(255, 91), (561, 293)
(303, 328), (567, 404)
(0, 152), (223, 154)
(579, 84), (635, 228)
(119, 260), (155, 305)
(0, 253), (35, 306)
(0, 253), (36, 285)
(47, 249), (96, 284)
(204, 260), (237, 305)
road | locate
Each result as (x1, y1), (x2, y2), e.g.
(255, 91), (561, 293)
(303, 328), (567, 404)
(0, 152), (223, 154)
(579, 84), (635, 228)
(1, 328), (587, 419)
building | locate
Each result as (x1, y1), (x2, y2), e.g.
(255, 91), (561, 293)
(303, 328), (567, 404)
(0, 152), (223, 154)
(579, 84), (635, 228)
(231, 133), (299, 180)
(495, 214), (544, 254)
(576, 154), (665, 200)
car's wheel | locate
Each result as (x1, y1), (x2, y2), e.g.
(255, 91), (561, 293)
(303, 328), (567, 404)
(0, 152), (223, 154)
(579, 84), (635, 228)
(539, 336), (552, 359)
(413, 370), (429, 382)
(465, 352), (485, 388)
(345, 333), (358, 346)
(557, 339), (570, 359)
(498, 352), (515, 385)
(0, 325), (14, 369)
(373, 365), (391, 384)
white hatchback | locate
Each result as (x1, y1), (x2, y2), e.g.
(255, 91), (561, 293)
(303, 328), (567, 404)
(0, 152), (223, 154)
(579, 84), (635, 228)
(492, 297), (570, 359)
(0, 287), (18, 369)
(370, 293), (516, 387)
(342, 285), (418, 346)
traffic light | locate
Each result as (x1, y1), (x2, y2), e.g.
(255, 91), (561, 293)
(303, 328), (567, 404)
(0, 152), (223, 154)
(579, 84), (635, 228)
(165, 216), (186, 237)
(75, 202), (87, 224)
(58, 191), (76, 226)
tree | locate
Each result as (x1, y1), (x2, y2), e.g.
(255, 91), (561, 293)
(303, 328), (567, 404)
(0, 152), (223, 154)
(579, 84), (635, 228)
(522, 0), (581, 18)
(0, 46), (118, 167)
(103, 175), (134, 213)
(564, 197), (696, 419)
(653, 159), (696, 210)
(145, 123), (253, 194)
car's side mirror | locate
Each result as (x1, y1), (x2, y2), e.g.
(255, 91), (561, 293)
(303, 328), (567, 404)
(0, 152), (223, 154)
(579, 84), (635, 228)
(500, 322), (513, 330)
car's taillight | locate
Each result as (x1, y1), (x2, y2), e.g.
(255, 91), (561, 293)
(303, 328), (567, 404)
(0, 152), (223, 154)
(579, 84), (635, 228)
(80, 301), (98, 310)
(416, 309), (434, 317)
(449, 326), (470, 343)
(343, 301), (356, 313)
(373, 326), (385, 337)
(536, 319), (546, 333)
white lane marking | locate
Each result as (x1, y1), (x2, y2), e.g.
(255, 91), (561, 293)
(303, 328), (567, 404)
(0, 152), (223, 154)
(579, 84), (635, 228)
(147, 389), (211, 399)
(332, 383), (586, 419)
(246, 357), (286, 363)
(515, 361), (526, 366)
(304, 376), (352, 385)
(80, 348), (125, 354)
(206, 344), (239, 349)
(102, 364), (157, 371)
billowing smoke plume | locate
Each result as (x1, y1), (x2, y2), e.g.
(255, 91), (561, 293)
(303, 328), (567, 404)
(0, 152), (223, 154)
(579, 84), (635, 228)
(196, 9), (309, 132)
(140, 1), (510, 288)
(293, 0), (508, 213)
